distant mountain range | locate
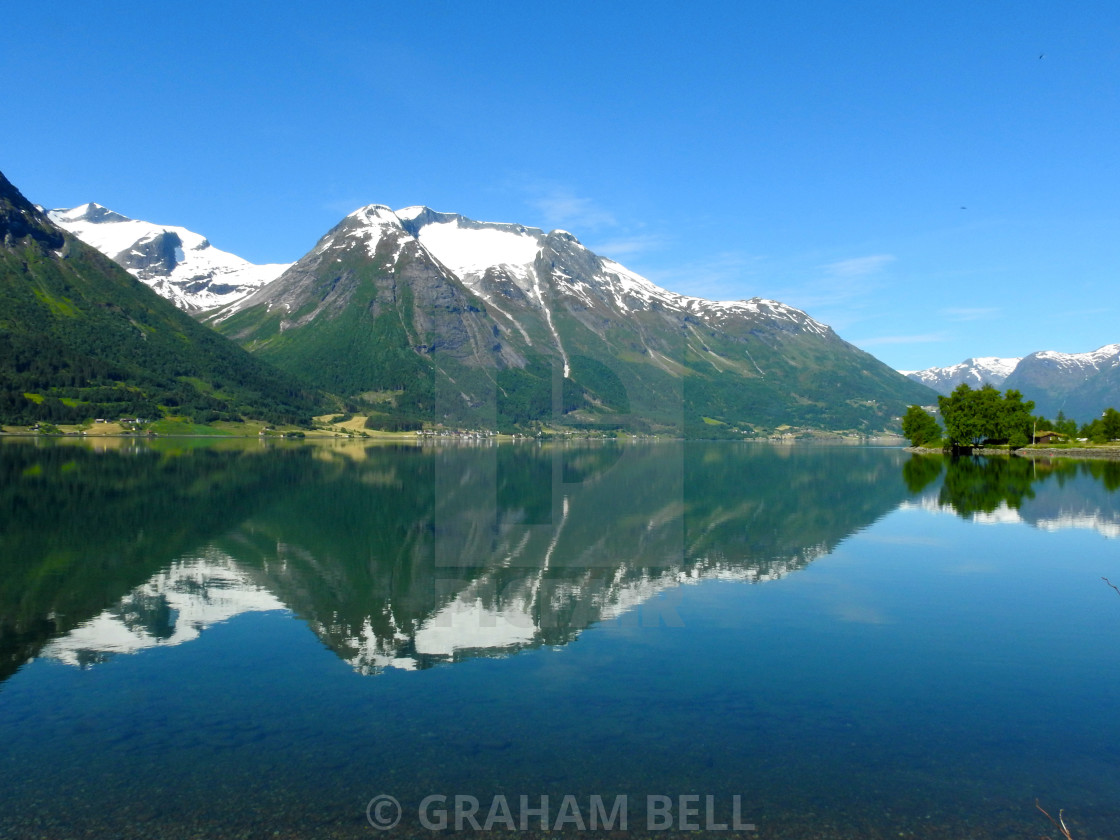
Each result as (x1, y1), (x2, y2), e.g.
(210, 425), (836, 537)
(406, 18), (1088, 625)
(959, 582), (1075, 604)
(904, 345), (1120, 421)
(901, 357), (1020, 394)
(8, 168), (1120, 429)
(7, 170), (937, 433)
(48, 203), (289, 311)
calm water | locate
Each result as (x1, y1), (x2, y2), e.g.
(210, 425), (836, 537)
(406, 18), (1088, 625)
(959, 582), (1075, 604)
(1, 439), (1119, 840)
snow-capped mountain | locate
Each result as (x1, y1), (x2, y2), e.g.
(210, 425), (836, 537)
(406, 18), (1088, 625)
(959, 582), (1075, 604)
(48, 203), (290, 311)
(904, 345), (1120, 420)
(211, 204), (932, 433)
(1002, 343), (1120, 421)
(902, 356), (1020, 395)
(395, 206), (829, 339)
(1008, 344), (1120, 385)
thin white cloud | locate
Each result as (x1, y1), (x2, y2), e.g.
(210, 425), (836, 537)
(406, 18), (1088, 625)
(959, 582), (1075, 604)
(855, 332), (949, 347)
(768, 253), (898, 312)
(588, 234), (665, 260)
(940, 307), (1000, 321)
(824, 254), (896, 277)
(644, 251), (764, 301)
(322, 197), (366, 217)
(527, 188), (617, 232)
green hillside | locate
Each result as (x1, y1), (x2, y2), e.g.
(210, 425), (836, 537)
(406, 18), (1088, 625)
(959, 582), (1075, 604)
(0, 171), (320, 426)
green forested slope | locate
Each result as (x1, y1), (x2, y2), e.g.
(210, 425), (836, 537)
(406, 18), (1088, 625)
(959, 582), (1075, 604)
(0, 171), (320, 425)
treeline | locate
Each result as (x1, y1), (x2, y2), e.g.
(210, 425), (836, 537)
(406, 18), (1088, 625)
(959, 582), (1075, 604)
(902, 383), (1120, 449)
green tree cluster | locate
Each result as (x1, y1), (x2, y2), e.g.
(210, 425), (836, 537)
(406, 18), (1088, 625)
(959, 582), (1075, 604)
(1081, 407), (1120, 443)
(901, 405), (942, 446)
(1036, 410), (1079, 438)
(933, 384), (1035, 450)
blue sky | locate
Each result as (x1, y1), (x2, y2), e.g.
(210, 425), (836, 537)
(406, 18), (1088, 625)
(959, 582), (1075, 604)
(5, 1), (1118, 371)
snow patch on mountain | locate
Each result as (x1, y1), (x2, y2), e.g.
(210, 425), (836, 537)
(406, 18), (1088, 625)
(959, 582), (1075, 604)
(903, 356), (1021, 395)
(344, 204), (409, 260)
(1032, 343), (1120, 371)
(49, 203), (290, 311)
(415, 219), (541, 292)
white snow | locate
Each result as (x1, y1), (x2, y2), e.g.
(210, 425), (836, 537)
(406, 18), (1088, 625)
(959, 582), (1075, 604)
(415, 220), (540, 292)
(394, 205), (426, 222)
(1036, 513), (1120, 539)
(344, 204), (407, 259)
(49, 204), (290, 311)
(904, 356), (1021, 393)
(596, 258), (829, 333)
(1034, 344), (1120, 370)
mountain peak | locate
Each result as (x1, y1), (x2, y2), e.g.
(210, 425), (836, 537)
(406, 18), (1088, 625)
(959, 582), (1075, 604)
(0, 169), (65, 251)
(50, 202), (131, 225)
(346, 204), (402, 227)
(48, 202), (290, 311)
(903, 356), (1020, 395)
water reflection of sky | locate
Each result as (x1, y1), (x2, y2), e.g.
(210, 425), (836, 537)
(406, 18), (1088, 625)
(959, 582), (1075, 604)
(2, 444), (1119, 839)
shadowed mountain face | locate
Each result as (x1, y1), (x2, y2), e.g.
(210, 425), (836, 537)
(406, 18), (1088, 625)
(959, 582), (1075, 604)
(4, 440), (919, 680)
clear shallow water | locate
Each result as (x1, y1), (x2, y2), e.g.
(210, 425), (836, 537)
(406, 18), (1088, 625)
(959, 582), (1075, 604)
(1, 440), (1118, 839)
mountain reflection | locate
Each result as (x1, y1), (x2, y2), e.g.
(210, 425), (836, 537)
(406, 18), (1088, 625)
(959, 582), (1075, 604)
(4, 440), (917, 680)
(904, 453), (1120, 536)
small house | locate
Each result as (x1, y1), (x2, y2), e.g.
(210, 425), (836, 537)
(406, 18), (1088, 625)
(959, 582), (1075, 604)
(1033, 430), (1066, 445)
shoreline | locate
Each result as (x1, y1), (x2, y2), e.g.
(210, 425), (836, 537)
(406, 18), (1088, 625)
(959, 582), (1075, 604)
(909, 445), (1120, 460)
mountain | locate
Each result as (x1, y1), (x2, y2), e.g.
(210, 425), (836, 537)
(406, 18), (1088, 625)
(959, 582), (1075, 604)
(1002, 344), (1120, 422)
(905, 346), (1120, 421)
(48, 203), (289, 311)
(0, 170), (318, 425)
(902, 357), (1020, 395)
(210, 204), (935, 434)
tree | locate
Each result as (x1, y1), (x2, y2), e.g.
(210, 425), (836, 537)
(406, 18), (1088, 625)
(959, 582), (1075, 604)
(1050, 410), (1078, 438)
(998, 389), (1035, 449)
(901, 405), (941, 446)
(938, 383), (1036, 449)
(1086, 407), (1120, 442)
(939, 384), (998, 448)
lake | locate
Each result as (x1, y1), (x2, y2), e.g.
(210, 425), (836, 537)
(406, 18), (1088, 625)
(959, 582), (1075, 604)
(1, 439), (1118, 839)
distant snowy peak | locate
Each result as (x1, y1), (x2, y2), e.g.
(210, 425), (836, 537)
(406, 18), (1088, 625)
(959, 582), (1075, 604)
(51, 202), (129, 225)
(1029, 343), (1120, 372)
(903, 356), (1021, 395)
(48, 203), (290, 311)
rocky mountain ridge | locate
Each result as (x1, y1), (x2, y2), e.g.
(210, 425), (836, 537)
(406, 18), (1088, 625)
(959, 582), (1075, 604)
(211, 203), (933, 433)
